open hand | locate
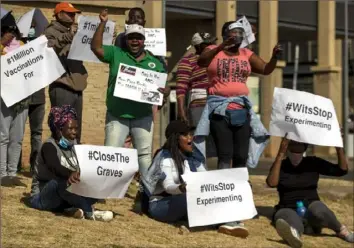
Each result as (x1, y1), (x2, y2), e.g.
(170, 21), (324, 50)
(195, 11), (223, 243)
(272, 43), (283, 59)
(99, 9), (109, 22)
(68, 171), (80, 184)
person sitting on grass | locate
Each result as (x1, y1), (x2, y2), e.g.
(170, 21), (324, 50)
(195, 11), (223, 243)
(266, 135), (354, 248)
(29, 105), (113, 221)
(141, 120), (205, 223)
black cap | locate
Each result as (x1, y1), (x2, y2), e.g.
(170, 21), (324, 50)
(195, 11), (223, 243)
(165, 120), (195, 139)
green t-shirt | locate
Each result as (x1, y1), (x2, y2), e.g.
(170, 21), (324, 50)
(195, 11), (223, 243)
(102, 45), (165, 119)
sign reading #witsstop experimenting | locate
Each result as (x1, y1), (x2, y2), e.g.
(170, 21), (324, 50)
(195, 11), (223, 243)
(269, 87), (343, 147)
(182, 168), (257, 227)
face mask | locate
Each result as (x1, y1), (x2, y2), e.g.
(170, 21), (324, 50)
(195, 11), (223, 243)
(287, 151), (303, 166)
(28, 27), (36, 38)
(234, 36), (243, 46)
(58, 136), (74, 149)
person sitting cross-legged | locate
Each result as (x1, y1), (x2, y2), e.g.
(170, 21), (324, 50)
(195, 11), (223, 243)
(29, 105), (113, 221)
(266, 135), (354, 248)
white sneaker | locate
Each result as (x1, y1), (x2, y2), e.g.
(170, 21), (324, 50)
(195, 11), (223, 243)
(218, 222), (249, 238)
(94, 210), (114, 222)
(276, 219), (303, 248)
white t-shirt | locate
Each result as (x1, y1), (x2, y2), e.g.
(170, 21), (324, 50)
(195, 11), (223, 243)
(150, 157), (206, 201)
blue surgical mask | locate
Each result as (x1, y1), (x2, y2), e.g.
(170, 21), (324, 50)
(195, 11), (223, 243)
(58, 136), (74, 149)
(28, 27), (35, 38)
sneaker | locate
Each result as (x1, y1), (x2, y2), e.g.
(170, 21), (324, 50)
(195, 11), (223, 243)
(276, 219), (303, 248)
(1, 176), (14, 187)
(178, 225), (190, 235)
(63, 208), (84, 219)
(337, 225), (354, 243)
(94, 210), (114, 222)
(218, 221), (249, 238)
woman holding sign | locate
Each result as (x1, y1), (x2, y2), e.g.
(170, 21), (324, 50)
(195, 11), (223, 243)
(195, 18), (282, 234)
(142, 120), (206, 223)
(266, 136), (353, 248)
(29, 105), (113, 221)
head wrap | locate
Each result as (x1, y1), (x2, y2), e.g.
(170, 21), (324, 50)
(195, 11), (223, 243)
(48, 105), (77, 135)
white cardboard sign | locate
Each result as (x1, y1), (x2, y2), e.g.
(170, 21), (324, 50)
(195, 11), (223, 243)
(237, 16), (256, 48)
(182, 168), (257, 227)
(1, 36), (65, 107)
(144, 28), (166, 57)
(68, 15), (115, 63)
(269, 87), (343, 147)
(16, 8), (49, 38)
(113, 63), (167, 106)
(69, 145), (138, 199)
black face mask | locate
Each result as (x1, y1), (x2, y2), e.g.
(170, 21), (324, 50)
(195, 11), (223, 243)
(234, 36), (243, 46)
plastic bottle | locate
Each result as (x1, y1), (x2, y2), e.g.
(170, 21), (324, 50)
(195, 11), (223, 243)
(296, 201), (307, 217)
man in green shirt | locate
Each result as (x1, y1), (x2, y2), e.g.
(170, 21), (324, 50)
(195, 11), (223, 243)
(91, 10), (169, 179)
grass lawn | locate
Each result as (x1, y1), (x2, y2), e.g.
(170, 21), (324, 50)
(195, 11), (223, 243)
(1, 175), (353, 248)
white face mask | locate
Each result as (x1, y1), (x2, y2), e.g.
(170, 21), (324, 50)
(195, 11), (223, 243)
(287, 151), (303, 166)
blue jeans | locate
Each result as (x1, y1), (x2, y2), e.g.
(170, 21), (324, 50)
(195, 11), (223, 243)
(149, 194), (187, 223)
(104, 112), (154, 178)
(30, 179), (97, 213)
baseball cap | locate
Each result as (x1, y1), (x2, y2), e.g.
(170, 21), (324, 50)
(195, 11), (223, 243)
(125, 24), (145, 37)
(191, 32), (217, 46)
(54, 2), (81, 15)
(165, 120), (195, 139)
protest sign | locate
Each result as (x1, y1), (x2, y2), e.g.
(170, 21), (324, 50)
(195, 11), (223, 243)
(16, 8), (48, 37)
(237, 16), (256, 48)
(269, 87), (343, 147)
(68, 15), (115, 63)
(144, 28), (166, 57)
(182, 168), (257, 227)
(113, 63), (167, 105)
(69, 145), (138, 199)
(1, 36), (65, 107)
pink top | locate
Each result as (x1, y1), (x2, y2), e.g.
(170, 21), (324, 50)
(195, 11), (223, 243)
(206, 45), (254, 109)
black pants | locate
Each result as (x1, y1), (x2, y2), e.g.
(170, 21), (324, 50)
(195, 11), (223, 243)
(17, 103), (45, 172)
(209, 114), (251, 169)
(49, 83), (83, 143)
(273, 201), (342, 235)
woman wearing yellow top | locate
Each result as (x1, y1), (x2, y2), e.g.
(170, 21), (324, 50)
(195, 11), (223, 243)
(0, 25), (28, 187)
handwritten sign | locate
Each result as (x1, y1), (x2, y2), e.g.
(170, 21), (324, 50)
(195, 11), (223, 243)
(1, 36), (65, 107)
(68, 15), (115, 63)
(144, 28), (166, 57)
(113, 63), (167, 105)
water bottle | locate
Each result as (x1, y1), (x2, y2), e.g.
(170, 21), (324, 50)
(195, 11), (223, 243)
(296, 201), (307, 218)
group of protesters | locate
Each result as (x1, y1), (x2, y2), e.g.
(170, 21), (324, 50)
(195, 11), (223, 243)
(1, 2), (353, 248)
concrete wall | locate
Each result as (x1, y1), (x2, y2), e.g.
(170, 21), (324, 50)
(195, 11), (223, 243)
(165, 18), (215, 72)
(2, 2), (127, 167)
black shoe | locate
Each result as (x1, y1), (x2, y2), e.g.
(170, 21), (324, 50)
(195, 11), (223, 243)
(1, 176), (15, 187)
(10, 177), (27, 188)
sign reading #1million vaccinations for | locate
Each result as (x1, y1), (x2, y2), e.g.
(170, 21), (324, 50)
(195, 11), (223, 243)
(1, 36), (65, 107)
